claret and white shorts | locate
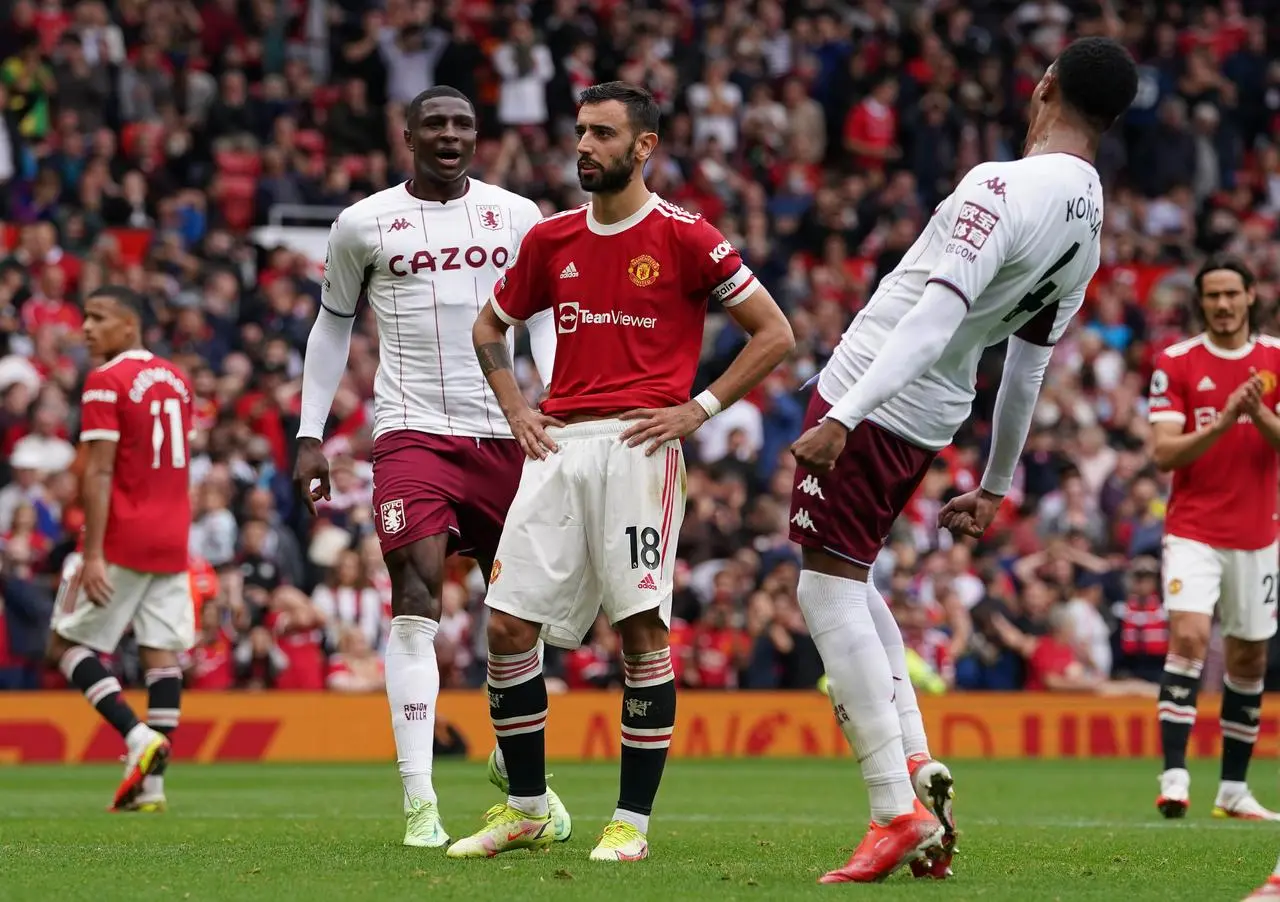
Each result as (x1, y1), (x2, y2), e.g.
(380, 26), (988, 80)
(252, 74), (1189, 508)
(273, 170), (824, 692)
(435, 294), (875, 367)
(485, 419), (686, 649)
(1162, 534), (1279, 641)
(53, 552), (195, 653)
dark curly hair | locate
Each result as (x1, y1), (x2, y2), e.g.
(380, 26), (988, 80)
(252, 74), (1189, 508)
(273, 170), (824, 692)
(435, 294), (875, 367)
(1054, 37), (1139, 132)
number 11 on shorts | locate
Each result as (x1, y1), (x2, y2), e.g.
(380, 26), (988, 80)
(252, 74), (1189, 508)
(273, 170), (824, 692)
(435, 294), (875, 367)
(626, 525), (661, 570)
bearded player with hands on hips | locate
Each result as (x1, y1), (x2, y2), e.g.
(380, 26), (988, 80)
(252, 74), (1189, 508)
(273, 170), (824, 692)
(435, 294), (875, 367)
(446, 81), (794, 864)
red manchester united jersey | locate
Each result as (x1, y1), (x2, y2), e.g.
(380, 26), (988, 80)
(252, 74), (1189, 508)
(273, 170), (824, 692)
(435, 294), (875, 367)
(490, 194), (757, 418)
(1148, 334), (1280, 550)
(79, 350), (194, 573)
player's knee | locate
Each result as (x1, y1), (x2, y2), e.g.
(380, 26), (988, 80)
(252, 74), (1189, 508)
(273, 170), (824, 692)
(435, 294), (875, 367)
(486, 610), (539, 655)
(386, 541), (445, 620)
(617, 609), (668, 656)
(44, 633), (70, 668)
(1225, 640), (1268, 682)
(1167, 615), (1210, 660)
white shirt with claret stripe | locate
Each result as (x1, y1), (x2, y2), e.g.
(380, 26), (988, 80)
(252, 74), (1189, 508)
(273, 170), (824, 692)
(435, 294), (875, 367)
(321, 178), (550, 440)
(820, 153), (1103, 449)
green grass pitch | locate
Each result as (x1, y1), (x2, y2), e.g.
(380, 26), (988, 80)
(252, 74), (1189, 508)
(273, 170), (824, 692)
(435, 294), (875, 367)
(1, 759), (1276, 901)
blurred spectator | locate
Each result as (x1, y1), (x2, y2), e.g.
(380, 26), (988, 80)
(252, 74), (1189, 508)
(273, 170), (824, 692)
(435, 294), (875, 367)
(311, 548), (380, 652)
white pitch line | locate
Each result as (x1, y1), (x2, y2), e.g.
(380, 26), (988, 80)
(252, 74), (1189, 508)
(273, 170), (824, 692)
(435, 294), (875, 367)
(0, 811), (1272, 832)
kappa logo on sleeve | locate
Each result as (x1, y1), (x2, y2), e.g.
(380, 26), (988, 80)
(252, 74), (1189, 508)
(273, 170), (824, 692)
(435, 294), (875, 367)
(952, 202), (1000, 251)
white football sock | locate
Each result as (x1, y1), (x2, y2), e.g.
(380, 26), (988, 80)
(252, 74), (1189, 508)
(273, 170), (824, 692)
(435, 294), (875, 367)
(142, 775), (163, 796)
(508, 794), (550, 817)
(799, 570), (915, 825)
(385, 615), (440, 806)
(866, 578), (930, 759)
(613, 807), (649, 834)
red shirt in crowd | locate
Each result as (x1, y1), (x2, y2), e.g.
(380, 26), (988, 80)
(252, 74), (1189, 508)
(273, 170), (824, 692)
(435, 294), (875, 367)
(267, 611), (325, 690)
(1025, 637), (1078, 691)
(843, 98), (897, 173)
(22, 296), (82, 336)
(187, 629), (235, 690)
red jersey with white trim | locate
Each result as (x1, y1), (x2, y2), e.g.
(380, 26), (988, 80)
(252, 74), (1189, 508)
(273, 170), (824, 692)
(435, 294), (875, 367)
(1148, 333), (1280, 550)
(490, 194), (756, 418)
(79, 350), (193, 573)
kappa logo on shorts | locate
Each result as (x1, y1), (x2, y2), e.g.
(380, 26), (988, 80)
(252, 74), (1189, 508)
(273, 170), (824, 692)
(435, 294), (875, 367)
(490, 559), (502, 584)
(380, 499), (406, 535)
(790, 508), (816, 531)
(797, 474), (825, 500)
(637, 573), (658, 591)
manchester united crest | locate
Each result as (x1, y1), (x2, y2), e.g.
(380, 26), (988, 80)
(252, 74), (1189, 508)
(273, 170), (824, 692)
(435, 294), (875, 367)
(1259, 370), (1277, 395)
(490, 559), (502, 584)
(1168, 578), (1182, 596)
(628, 254), (660, 287)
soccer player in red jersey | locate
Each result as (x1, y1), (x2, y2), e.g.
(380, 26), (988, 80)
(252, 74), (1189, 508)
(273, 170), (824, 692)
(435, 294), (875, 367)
(1149, 256), (1280, 822)
(448, 81), (793, 862)
(46, 285), (195, 812)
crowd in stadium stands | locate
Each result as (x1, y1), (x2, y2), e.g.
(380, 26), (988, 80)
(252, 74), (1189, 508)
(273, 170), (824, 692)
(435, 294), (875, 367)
(0, 0), (1277, 695)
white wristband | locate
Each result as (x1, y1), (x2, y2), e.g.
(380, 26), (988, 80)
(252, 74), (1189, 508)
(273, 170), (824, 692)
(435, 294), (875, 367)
(693, 389), (723, 419)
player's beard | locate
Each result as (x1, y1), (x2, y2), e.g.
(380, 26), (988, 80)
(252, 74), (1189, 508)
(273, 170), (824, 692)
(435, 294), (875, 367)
(578, 147), (635, 194)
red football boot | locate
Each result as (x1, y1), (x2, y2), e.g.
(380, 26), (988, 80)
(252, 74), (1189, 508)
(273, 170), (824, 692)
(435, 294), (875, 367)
(907, 753), (957, 878)
(819, 801), (944, 884)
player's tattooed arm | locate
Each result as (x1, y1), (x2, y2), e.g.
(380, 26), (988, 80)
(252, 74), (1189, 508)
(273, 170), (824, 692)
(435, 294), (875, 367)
(476, 341), (513, 376)
(474, 301), (564, 460)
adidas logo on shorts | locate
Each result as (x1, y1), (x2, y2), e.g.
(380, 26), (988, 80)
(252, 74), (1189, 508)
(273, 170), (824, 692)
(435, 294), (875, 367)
(636, 573), (657, 591)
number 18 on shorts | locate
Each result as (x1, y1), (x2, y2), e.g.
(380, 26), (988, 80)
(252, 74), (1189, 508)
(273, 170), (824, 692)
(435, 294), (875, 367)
(484, 420), (686, 649)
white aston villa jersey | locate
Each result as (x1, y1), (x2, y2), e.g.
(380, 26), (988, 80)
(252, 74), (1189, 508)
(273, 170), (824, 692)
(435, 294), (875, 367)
(821, 153), (1102, 449)
(322, 178), (548, 439)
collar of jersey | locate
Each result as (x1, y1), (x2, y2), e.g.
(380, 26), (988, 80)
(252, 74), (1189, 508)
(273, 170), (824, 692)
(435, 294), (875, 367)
(586, 193), (660, 236)
(1200, 334), (1255, 360)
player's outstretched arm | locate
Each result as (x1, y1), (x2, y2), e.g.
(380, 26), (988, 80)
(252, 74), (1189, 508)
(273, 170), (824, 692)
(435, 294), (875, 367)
(620, 285), (794, 456)
(792, 281), (968, 473)
(940, 336), (1053, 539)
(1150, 374), (1262, 471)
(474, 301), (564, 460)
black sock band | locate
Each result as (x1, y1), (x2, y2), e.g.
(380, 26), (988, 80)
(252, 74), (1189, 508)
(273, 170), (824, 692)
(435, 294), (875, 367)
(1158, 654), (1203, 772)
(146, 666), (182, 777)
(488, 647), (548, 798)
(1221, 674), (1263, 783)
(618, 649), (676, 818)
(61, 646), (140, 739)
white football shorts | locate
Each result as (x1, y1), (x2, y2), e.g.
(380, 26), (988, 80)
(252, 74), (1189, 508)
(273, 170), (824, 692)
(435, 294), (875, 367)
(485, 419), (686, 649)
(1162, 534), (1279, 641)
(53, 552), (196, 653)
